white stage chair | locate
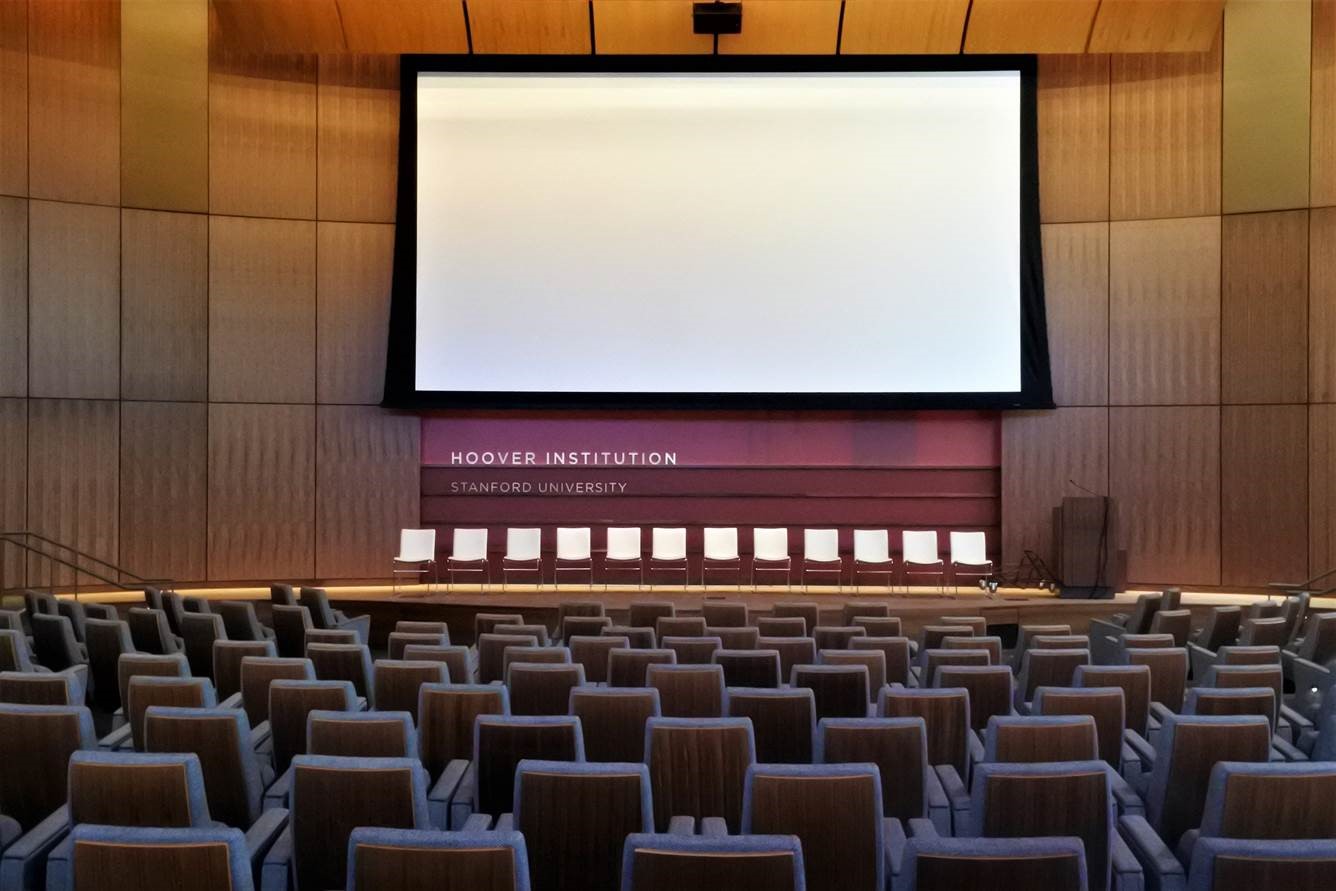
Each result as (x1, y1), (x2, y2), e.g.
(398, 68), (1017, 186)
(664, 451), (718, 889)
(392, 528), (437, 592)
(902, 530), (945, 591)
(949, 531), (994, 593)
(502, 527), (543, 590)
(604, 527), (644, 589)
(852, 529), (895, 589)
(446, 528), (489, 589)
(650, 527), (689, 587)
(702, 527), (742, 588)
(752, 527), (791, 589)
(802, 529), (842, 591)
(554, 527), (593, 586)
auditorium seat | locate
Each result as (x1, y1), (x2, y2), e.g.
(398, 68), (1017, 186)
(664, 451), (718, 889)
(1188, 607), (1245, 677)
(852, 636), (912, 686)
(502, 646), (570, 678)
(941, 633), (1002, 664)
(938, 615), (987, 637)
(1149, 610), (1193, 648)
(981, 714), (1101, 769)
(1010, 624), (1072, 669)
(218, 601), (276, 643)
(495, 623), (551, 647)
(702, 601), (748, 628)
(373, 660), (448, 721)
(759, 636), (817, 680)
(32, 614), (88, 672)
(475, 612), (524, 641)
(395, 620), (449, 637)
(728, 687), (815, 764)
(48, 824), (262, 891)
(346, 827), (529, 891)
(238, 656), (314, 729)
(416, 684), (509, 823)
(1239, 617), (1289, 648)
(620, 833), (804, 891)
(1017, 648), (1090, 709)
(608, 648), (675, 688)
(661, 635), (721, 666)
(558, 600), (605, 631)
(22, 590), (59, 619)
(818, 716), (950, 834)
(266, 710), (421, 811)
(125, 609), (179, 656)
(655, 616), (706, 640)
(714, 649), (781, 688)
(402, 644), (473, 684)
(1284, 612), (1336, 690)
(627, 601), (674, 630)
(897, 835), (1088, 891)
(811, 625), (865, 651)
(570, 688), (660, 763)
(819, 650), (886, 701)
(742, 763), (887, 891)
(561, 616), (612, 641)
(55, 601), (112, 645)
(1033, 685), (1141, 775)
(214, 639), (277, 701)
(916, 648), (989, 686)
(843, 601), (891, 624)
(387, 631), (449, 660)
(706, 626), (759, 650)
(159, 593), (190, 639)
(453, 715), (583, 828)
(0, 671), (82, 706)
(569, 634), (627, 683)
(507, 663), (585, 716)
(267, 680), (360, 775)
(1077, 664), (1154, 738)
(853, 616), (902, 638)
(116, 676), (216, 752)
(307, 643), (374, 705)
(298, 587), (370, 645)
(755, 616), (807, 637)
(513, 761), (653, 891)
(648, 664), (725, 718)
(0, 628), (86, 697)
(603, 625), (656, 649)
(918, 625), (968, 654)
(645, 717), (754, 833)
(935, 665), (1015, 732)
(1124, 647), (1189, 718)
(1183, 837), (1336, 891)
(114, 652), (189, 722)
(877, 687), (976, 782)
(270, 605), (312, 659)
(774, 601), (821, 633)
(179, 612), (225, 679)
(1030, 634), (1091, 651)
(270, 583), (296, 607)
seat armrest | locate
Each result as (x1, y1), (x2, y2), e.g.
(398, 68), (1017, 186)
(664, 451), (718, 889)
(448, 762), (478, 830)
(1109, 769), (1144, 816)
(667, 816), (696, 836)
(245, 807), (289, 872)
(0, 806), (70, 891)
(906, 818), (940, 840)
(1110, 829), (1148, 891)
(700, 817), (729, 837)
(0, 816), (18, 850)
(338, 614), (372, 646)
(1273, 734), (1308, 761)
(884, 817), (907, 879)
(58, 665), (89, 703)
(1125, 728), (1155, 770)
(966, 729), (984, 770)
(39, 833), (75, 891)
(1149, 701), (1176, 727)
(1298, 726), (1319, 756)
(219, 692), (243, 710)
(259, 826), (293, 891)
(428, 758), (471, 830)
(494, 813), (514, 832)
(924, 766), (951, 835)
(461, 813), (492, 831)
(1118, 814), (1186, 891)
(934, 764), (970, 833)
(249, 720), (272, 752)
(263, 766), (293, 810)
(1282, 704), (1315, 736)
(1186, 642), (1216, 681)
(98, 721), (133, 751)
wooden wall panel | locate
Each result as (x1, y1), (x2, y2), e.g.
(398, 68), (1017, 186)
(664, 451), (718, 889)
(1001, 407), (1108, 570)
(27, 201), (120, 400)
(1089, 0), (1224, 53)
(26, 399), (119, 587)
(1042, 222), (1108, 406)
(1108, 216), (1221, 405)
(317, 54), (398, 224)
(592, 0), (712, 54)
(1221, 210), (1309, 404)
(839, 0), (969, 54)
(0, 0), (26, 197)
(1221, 405), (1307, 585)
(336, 0), (470, 53)
(1311, 403), (1336, 574)
(0, 399), (24, 590)
(1110, 47), (1222, 221)
(1315, 209), (1336, 401)
(121, 0), (209, 213)
(0, 196), (25, 397)
(718, 0), (841, 54)
(209, 52), (317, 219)
(1038, 54), (1110, 224)
(27, 0), (119, 206)
(315, 406), (420, 579)
(317, 222), (393, 405)
(209, 216), (316, 404)
(210, 0), (346, 53)
(120, 402), (206, 582)
(1315, 0), (1336, 208)
(208, 403), (315, 581)
(121, 210), (208, 402)
(1110, 406), (1221, 585)
(964, 0), (1099, 54)
(467, 0), (592, 54)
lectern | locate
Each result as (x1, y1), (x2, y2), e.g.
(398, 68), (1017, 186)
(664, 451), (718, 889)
(1052, 496), (1123, 599)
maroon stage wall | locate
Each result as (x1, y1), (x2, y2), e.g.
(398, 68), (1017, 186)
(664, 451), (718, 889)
(420, 410), (1001, 582)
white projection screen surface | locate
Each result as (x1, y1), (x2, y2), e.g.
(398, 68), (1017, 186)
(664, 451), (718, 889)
(397, 62), (1048, 408)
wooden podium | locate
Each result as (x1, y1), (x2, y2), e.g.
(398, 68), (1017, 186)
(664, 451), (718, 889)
(1052, 496), (1124, 599)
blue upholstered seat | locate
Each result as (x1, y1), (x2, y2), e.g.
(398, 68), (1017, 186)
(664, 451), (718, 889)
(896, 835), (1089, 891)
(47, 824), (257, 891)
(346, 827), (530, 891)
(621, 833), (805, 891)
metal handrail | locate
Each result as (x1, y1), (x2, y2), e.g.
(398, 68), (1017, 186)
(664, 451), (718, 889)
(0, 531), (170, 598)
(0, 530), (156, 583)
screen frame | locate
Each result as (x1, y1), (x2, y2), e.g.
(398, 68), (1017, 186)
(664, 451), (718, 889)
(384, 54), (1053, 411)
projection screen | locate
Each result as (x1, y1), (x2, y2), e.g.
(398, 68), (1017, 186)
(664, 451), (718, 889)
(385, 57), (1051, 410)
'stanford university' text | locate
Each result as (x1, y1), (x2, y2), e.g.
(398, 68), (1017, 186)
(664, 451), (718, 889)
(448, 451), (677, 467)
(449, 481), (628, 495)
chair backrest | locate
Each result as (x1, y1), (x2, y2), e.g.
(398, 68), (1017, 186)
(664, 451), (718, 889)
(968, 760), (1113, 891)
(476, 612), (525, 639)
(1239, 617), (1288, 647)
(215, 601), (263, 643)
(1150, 609), (1192, 647)
(213, 639), (276, 701)
(270, 583), (297, 606)
(646, 717), (755, 832)
(26, 589), (60, 616)
(559, 602), (601, 622)
(63, 824), (255, 891)
(452, 528), (488, 562)
(271, 604), (312, 658)
(1030, 634), (1090, 650)
(775, 601), (821, 632)
(757, 616), (808, 638)
(562, 615), (611, 640)
(310, 709), (417, 760)
(1204, 664), (1283, 711)
(417, 683), (509, 775)
(398, 529), (436, 562)
(395, 620), (449, 636)
(983, 714), (1099, 764)
(650, 528), (687, 562)
(515, 760), (653, 891)
(743, 763), (884, 891)
(942, 634), (1003, 663)
(819, 716), (930, 821)
(478, 634), (541, 684)
(34, 613), (86, 669)
(1146, 713), (1273, 846)
(0, 703), (96, 831)
(1124, 647), (1189, 711)
(902, 836), (1088, 891)
(852, 530), (891, 563)
(126, 676), (216, 751)
(290, 755), (429, 891)
(851, 636), (912, 686)
(791, 664), (869, 719)
(621, 833), (804, 891)
(402, 644), (472, 684)
(818, 650), (885, 701)
(661, 635), (722, 667)
(308, 642), (375, 702)
(1121, 633), (1176, 650)
(126, 608), (177, 656)
(606, 527), (642, 562)
(804, 529), (839, 562)
(1199, 761), (1336, 843)
(902, 530), (940, 565)
(1018, 649), (1091, 704)
(844, 601), (892, 622)
(708, 626), (759, 650)
(877, 686), (971, 775)
(648, 663), (726, 718)
(949, 531), (988, 565)
(605, 625), (657, 649)
(507, 662), (587, 717)
(1186, 837), (1336, 891)
(505, 528), (542, 562)
(269, 679), (358, 774)
(628, 601), (674, 628)
(68, 750), (213, 828)
(923, 648), (991, 681)
(160, 593), (187, 637)
(0, 627), (32, 672)
(238, 656), (314, 725)
(761, 637), (819, 680)
(1299, 612), (1336, 663)
(714, 649), (782, 689)
(702, 601), (748, 628)
(1283, 594), (1311, 643)
(1124, 593), (1163, 635)
(655, 616), (707, 640)
(502, 644), (568, 675)
(84, 618), (135, 712)
(703, 527), (739, 561)
(919, 624), (969, 652)
(555, 527), (591, 561)
(727, 687), (816, 765)
(1186, 686), (1278, 732)
(1075, 664), (1153, 736)
(939, 615), (988, 635)
(143, 706), (264, 829)
(117, 652), (190, 719)
(813, 625), (866, 650)
(570, 635), (627, 684)
(56, 600), (88, 642)
(608, 648), (676, 688)
(753, 527), (789, 562)
(1199, 607), (1243, 651)
(474, 715), (584, 818)
(1217, 644), (1281, 665)
(374, 660), (449, 721)
(298, 587), (338, 629)
(389, 631), (451, 660)
(570, 688), (661, 763)
(0, 670), (81, 705)
(935, 665), (1015, 732)
(347, 827), (530, 891)
(1033, 686), (1126, 768)
(179, 612), (225, 679)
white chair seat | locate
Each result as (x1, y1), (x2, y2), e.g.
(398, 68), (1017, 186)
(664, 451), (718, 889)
(604, 527), (645, 588)
(502, 528), (543, 589)
(649, 527), (689, 587)
(554, 527), (594, 586)
(801, 529), (843, 591)
(851, 529), (895, 590)
(703, 527), (742, 587)
(445, 528), (489, 588)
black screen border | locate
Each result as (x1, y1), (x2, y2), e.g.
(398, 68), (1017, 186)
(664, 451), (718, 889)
(384, 54), (1053, 412)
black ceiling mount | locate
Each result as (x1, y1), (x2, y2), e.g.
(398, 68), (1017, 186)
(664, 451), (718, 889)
(693, 2), (743, 35)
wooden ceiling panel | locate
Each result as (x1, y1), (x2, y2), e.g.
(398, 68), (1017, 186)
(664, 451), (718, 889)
(718, 0), (842, 54)
(211, 0), (347, 53)
(840, 0), (970, 54)
(1088, 0), (1224, 53)
(593, 1), (712, 54)
(965, 0), (1099, 54)
(336, 0), (470, 53)
(467, 0), (592, 54)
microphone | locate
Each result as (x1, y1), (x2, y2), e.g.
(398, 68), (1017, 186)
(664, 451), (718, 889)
(1068, 478), (1099, 497)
